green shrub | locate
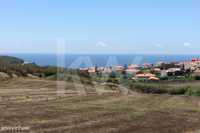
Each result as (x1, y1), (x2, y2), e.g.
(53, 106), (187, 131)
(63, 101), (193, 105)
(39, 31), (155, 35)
(194, 75), (200, 80)
(168, 87), (188, 95)
(129, 83), (189, 95)
(185, 87), (200, 96)
(160, 76), (168, 80)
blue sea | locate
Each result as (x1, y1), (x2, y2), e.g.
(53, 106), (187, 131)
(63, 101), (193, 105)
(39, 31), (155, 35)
(2, 54), (200, 68)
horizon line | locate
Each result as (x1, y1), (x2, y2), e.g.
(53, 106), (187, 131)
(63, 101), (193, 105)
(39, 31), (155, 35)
(1, 52), (200, 56)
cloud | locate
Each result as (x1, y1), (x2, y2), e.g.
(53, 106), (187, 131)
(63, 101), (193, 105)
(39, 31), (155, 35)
(183, 42), (191, 47)
(97, 41), (110, 48)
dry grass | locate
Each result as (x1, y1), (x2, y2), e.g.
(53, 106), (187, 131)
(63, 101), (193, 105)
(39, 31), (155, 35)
(0, 78), (200, 133)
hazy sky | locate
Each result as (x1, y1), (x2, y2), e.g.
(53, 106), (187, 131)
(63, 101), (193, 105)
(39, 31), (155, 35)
(0, 0), (200, 54)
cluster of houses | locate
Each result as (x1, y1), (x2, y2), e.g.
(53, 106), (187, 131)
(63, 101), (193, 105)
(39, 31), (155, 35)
(79, 58), (200, 81)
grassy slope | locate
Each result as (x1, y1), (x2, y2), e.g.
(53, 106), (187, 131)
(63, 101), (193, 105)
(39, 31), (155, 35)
(0, 78), (200, 133)
(0, 56), (24, 64)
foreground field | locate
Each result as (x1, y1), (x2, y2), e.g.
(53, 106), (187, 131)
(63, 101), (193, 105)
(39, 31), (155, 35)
(0, 78), (200, 133)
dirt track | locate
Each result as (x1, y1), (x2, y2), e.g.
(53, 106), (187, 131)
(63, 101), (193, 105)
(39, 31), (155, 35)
(0, 78), (200, 133)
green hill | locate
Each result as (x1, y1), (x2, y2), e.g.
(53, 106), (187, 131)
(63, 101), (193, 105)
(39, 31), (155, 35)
(0, 56), (24, 64)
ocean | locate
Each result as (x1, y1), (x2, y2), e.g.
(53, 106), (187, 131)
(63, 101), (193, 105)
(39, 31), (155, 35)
(3, 54), (200, 68)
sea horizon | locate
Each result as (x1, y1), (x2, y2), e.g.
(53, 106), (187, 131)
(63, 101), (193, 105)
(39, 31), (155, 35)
(1, 53), (200, 68)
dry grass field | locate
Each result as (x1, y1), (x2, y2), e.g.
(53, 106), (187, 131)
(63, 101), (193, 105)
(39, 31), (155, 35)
(1, 78), (200, 133)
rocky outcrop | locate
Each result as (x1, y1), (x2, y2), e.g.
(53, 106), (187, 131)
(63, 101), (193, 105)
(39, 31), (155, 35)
(0, 72), (10, 80)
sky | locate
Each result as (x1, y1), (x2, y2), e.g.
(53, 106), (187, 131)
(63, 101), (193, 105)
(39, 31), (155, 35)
(0, 0), (200, 54)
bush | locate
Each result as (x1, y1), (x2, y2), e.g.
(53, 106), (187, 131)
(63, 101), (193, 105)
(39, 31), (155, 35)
(195, 75), (200, 80)
(185, 87), (200, 96)
(160, 76), (168, 80)
(129, 83), (167, 94)
(129, 83), (189, 95)
(193, 90), (200, 96)
(168, 87), (188, 95)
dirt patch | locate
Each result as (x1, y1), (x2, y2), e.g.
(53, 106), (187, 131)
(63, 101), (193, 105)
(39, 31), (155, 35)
(118, 110), (200, 133)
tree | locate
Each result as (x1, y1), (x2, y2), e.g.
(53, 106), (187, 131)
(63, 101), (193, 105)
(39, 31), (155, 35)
(106, 71), (119, 87)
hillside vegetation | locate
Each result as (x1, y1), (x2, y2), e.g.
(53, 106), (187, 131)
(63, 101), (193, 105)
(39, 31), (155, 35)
(0, 55), (58, 78)
(0, 56), (24, 64)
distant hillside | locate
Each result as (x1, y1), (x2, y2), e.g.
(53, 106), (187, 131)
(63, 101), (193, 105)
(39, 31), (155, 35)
(0, 56), (24, 64)
(0, 55), (59, 79)
(0, 55), (79, 81)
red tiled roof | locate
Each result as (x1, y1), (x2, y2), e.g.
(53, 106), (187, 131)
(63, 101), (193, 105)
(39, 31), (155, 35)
(136, 73), (156, 78)
(148, 77), (159, 80)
